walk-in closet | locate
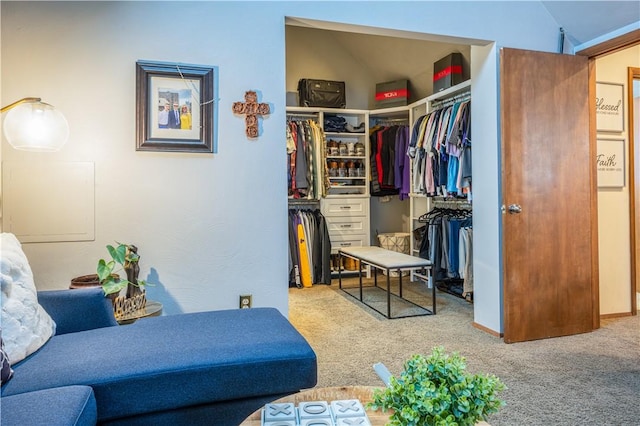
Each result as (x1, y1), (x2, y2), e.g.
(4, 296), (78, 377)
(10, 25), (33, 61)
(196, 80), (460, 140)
(285, 23), (475, 302)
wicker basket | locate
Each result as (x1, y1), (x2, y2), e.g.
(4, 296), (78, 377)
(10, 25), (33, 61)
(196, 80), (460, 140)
(112, 291), (147, 320)
(378, 232), (411, 276)
(378, 232), (411, 254)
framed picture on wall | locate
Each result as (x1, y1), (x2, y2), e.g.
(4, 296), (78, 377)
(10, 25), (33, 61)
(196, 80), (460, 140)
(596, 138), (625, 188)
(595, 82), (624, 133)
(136, 60), (216, 153)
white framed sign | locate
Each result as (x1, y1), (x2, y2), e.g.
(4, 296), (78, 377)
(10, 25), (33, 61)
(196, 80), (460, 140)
(596, 138), (625, 188)
(595, 82), (624, 132)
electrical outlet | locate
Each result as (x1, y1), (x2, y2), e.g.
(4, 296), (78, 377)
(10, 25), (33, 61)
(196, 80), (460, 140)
(239, 294), (252, 309)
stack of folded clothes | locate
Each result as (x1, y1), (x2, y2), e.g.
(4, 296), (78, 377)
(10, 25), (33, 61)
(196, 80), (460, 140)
(323, 115), (365, 133)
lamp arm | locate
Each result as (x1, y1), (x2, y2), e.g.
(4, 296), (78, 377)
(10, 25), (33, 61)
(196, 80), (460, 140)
(1, 97), (42, 113)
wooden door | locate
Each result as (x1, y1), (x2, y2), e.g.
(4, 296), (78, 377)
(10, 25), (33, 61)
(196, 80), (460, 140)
(501, 48), (598, 343)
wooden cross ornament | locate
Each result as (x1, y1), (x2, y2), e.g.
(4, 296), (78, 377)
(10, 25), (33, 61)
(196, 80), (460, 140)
(232, 91), (270, 138)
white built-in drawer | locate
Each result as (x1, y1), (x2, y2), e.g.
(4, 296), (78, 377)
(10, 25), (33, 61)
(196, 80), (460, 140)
(330, 234), (367, 251)
(321, 198), (368, 216)
(325, 216), (366, 234)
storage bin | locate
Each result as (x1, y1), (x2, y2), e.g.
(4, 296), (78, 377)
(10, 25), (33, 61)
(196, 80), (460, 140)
(378, 232), (411, 276)
(375, 79), (409, 109)
(433, 53), (464, 93)
(378, 232), (411, 254)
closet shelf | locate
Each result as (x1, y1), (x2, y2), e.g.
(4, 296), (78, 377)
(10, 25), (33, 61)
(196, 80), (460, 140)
(425, 79), (471, 103)
(326, 155), (366, 160)
(286, 106), (367, 115)
(413, 271), (430, 281)
(324, 194), (369, 198)
(325, 132), (366, 137)
(369, 105), (411, 117)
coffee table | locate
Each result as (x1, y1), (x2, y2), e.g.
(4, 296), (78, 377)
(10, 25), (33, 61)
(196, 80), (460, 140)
(240, 385), (491, 425)
(240, 386), (387, 425)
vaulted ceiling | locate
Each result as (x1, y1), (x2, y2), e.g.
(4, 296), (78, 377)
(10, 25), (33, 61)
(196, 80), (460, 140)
(287, 1), (639, 101)
(541, 0), (639, 46)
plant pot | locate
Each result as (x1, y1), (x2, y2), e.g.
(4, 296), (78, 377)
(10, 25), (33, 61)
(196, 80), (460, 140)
(70, 274), (119, 299)
(69, 274), (101, 289)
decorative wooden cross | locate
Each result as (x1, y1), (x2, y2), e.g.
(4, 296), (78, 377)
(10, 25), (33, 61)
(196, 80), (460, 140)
(232, 91), (270, 138)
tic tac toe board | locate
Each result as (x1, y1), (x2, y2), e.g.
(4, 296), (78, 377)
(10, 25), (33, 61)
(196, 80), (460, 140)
(261, 399), (371, 426)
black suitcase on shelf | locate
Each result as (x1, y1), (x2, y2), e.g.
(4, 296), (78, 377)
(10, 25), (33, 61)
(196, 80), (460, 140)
(297, 79), (346, 108)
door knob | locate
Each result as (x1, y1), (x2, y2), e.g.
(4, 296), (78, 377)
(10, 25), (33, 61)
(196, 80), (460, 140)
(507, 204), (522, 214)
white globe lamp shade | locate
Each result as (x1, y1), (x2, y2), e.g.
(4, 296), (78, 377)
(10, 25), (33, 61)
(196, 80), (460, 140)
(2, 101), (69, 151)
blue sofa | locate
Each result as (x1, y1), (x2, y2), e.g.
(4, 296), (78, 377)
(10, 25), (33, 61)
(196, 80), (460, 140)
(1, 288), (317, 425)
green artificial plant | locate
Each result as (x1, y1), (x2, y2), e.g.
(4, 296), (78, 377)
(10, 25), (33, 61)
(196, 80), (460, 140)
(369, 347), (506, 426)
(97, 242), (147, 296)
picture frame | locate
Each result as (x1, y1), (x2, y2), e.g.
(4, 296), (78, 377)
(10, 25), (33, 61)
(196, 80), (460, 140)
(136, 60), (216, 153)
(595, 82), (624, 133)
(596, 138), (625, 188)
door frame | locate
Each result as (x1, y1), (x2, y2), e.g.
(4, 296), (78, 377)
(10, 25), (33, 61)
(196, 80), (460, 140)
(577, 30), (640, 319)
(628, 66), (639, 315)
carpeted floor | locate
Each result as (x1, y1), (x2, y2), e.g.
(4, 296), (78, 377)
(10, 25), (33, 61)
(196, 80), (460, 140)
(288, 277), (640, 425)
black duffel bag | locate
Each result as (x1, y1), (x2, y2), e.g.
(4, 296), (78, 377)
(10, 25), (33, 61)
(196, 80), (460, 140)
(297, 79), (346, 108)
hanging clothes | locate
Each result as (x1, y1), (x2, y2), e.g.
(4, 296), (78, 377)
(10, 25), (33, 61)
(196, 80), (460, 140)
(369, 124), (411, 198)
(288, 208), (331, 287)
(408, 100), (471, 200)
(395, 125), (411, 200)
(417, 206), (472, 299)
(287, 118), (325, 199)
(459, 226), (473, 299)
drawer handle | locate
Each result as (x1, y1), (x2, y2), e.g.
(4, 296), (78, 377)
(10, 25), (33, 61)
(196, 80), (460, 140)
(339, 206), (352, 209)
(340, 224), (353, 228)
(340, 242), (352, 247)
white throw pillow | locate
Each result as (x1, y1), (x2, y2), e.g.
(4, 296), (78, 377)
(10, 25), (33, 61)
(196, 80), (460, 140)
(1, 233), (56, 364)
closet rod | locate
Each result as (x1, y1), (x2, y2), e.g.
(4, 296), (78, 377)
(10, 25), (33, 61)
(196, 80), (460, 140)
(430, 90), (471, 110)
(374, 117), (409, 125)
(432, 199), (472, 210)
(288, 199), (320, 207)
(287, 113), (318, 119)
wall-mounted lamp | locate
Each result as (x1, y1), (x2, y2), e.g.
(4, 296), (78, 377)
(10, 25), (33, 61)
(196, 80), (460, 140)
(1, 97), (69, 151)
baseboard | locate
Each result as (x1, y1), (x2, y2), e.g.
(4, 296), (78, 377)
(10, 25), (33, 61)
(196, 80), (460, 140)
(600, 312), (633, 319)
(472, 322), (503, 337)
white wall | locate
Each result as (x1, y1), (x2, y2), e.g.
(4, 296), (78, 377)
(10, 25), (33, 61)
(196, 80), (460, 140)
(1, 1), (565, 330)
(470, 42), (502, 331)
(286, 26), (373, 109)
(596, 45), (640, 315)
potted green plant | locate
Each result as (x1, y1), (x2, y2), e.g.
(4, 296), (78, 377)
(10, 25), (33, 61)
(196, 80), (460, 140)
(98, 243), (148, 297)
(369, 347), (506, 426)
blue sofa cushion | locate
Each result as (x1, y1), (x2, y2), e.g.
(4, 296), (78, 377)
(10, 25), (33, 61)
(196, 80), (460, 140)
(38, 288), (118, 334)
(1, 334), (14, 385)
(2, 307), (317, 422)
(1, 385), (97, 426)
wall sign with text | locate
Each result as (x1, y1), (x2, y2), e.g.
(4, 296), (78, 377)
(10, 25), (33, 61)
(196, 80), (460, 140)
(596, 138), (625, 188)
(595, 82), (624, 133)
